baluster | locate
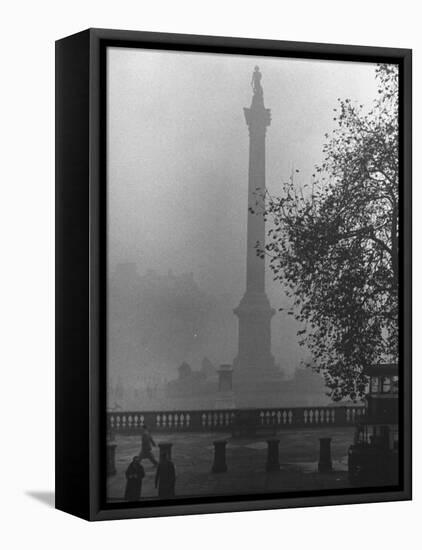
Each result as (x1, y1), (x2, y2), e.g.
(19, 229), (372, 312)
(304, 410), (308, 424)
(288, 410), (293, 424)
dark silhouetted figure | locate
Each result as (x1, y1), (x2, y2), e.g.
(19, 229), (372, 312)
(155, 453), (176, 497)
(124, 456), (145, 501)
(138, 424), (158, 466)
(251, 65), (263, 96)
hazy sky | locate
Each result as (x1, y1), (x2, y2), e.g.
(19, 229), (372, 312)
(107, 47), (379, 375)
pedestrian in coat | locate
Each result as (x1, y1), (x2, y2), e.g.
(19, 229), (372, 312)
(138, 424), (158, 466)
(155, 453), (176, 497)
(124, 456), (145, 501)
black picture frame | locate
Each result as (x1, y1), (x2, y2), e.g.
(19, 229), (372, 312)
(55, 28), (412, 521)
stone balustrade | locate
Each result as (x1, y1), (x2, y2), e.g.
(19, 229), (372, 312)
(107, 406), (365, 435)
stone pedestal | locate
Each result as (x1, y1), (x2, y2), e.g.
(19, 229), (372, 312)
(158, 442), (173, 462)
(212, 440), (228, 473)
(318, 438), (332, 473)
(107, 443), (117, 476)
(266, 439), (280, 472)
(215, 364), (235, 409)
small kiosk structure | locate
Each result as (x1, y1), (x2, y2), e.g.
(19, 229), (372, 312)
(348, 363), (399, 485)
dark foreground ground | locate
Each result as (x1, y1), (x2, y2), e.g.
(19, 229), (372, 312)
(106, 427), (374, 502)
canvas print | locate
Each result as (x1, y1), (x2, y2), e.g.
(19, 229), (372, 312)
(105, 47), (399, 504)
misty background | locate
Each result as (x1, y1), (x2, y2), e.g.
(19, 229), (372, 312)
(106, 47), (378, 400)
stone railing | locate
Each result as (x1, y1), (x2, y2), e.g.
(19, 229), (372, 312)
(107, 406), (365, 435)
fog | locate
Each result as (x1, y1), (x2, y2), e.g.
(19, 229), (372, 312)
(107, 47), (378, 392)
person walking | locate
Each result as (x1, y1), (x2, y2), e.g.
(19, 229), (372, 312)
(138, 424), (158, 466)
(155, 452), (176, 497)
(124, 456), (145, 501)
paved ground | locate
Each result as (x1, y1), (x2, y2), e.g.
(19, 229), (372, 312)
(107, 427), (370, 502)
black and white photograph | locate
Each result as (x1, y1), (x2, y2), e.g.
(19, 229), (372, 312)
(105, 47), (403, 503)
(3, 0), (420, 546)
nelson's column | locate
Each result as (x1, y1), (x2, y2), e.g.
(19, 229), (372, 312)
(233, 67), (282, 406)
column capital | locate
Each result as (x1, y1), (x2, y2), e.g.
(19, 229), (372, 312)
(244, 105), (271, 130)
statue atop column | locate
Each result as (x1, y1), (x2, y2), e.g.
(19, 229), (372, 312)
(251, 66), (263, 100)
